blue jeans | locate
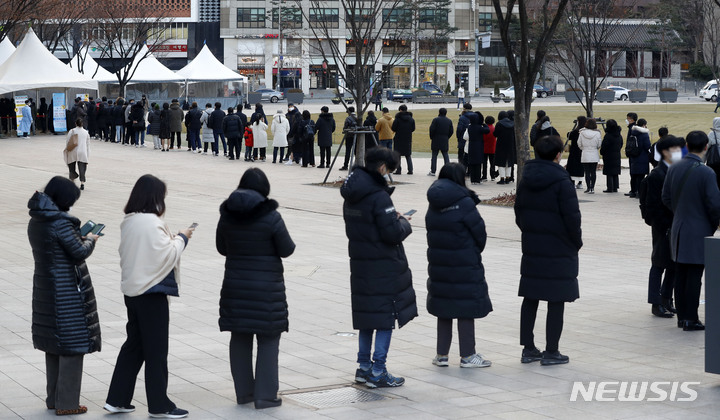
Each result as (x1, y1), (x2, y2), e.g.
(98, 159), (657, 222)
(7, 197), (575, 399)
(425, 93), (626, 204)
(134, 129), (145, 145)
(379, 139), (392, 149)
(357, 329), (392, 373)
(115, 125), (123, 143)
(188, 129), (201, 150)
(213, 132), (227, 154)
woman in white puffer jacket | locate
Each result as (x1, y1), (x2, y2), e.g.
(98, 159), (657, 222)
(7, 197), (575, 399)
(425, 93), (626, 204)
(577, 118), (602, 194)
(271, 109), (290, 163)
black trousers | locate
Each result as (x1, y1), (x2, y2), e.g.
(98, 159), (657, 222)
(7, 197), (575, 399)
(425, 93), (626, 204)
(319, 146), (331, 166)
(170, 131), (181, 148)
(273, 147), (286, 162)
(469, 164), (483, 183)
(482, 153), (496, 179)
(45, 353), (84, 410)
(458, 143), (466, 168)
(606, 174), (619, 192)
(302, 140), (315, 166)
(648, 265), (676, 305)
(396, 155), (413, 173)
(343, 136), (354, 168)
(437, 318), (475, 358)
(230, 332), (281, 403)
(68, 162), (88, 183)
(630, 173), (646, 194)
(228, 136), (241, 158)
(106, 294), (176, 414)
(674, 263), (704, 322)
(583, 162), (598, 190)
(253, 147), (267, 160)
(430, 149), (449, 174)
(520, 298), (565, 352)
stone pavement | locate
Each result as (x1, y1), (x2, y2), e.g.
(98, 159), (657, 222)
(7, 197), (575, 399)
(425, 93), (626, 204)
(1, 134), (719, 420)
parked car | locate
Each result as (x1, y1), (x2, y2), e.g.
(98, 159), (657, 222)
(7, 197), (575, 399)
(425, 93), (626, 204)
(419, 82), (444, 95)
(606, 85), (630, 101)
(534, 84), (553, 98)
(387, 89), (413, 101)
(700, 80), (719, 101)
(331, 97), (354, 105)
(498, 86), (538, 99)
(255, 88), (285, 103)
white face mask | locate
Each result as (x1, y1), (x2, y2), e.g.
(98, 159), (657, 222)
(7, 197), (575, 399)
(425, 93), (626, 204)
(625, 119), (630, 125)
(671, 151), (683, 163)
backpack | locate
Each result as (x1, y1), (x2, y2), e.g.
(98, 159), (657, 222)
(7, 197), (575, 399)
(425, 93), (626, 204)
(626, 134), (641, 158)
(637, 176), (652, 226)
(304, 120), (315, 140)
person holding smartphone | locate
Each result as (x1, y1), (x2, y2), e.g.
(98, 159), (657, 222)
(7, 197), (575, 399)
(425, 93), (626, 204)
(27, 176), (101, 416)
(104, 175), (193, 418)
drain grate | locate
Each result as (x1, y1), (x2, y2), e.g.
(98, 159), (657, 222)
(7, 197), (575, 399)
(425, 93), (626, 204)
(283, 385), (389, 408)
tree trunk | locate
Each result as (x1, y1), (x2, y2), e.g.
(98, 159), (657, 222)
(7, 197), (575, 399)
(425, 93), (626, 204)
(513, 88), (532, 181)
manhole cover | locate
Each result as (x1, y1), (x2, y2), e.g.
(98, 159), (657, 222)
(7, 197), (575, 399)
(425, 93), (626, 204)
(283, 385), (389, 408)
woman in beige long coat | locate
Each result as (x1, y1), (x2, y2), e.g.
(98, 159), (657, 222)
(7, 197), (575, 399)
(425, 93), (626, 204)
(64, 118), (91, 190)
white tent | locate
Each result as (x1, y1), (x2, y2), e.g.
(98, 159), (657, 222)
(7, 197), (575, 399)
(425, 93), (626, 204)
(0, 28), (97, 94)
(68, 50), (117, 83)
(176, 44), (247, 82)
(121, 45), (185, 84)
(0, 38), (15, 67)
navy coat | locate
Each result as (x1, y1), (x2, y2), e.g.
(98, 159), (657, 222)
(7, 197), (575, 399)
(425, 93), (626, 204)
(222, 113), (244, 139)
(391, 111), (415, 156)
(493, 118), (516, 166)
(629, 126), (651, 175)
(600, 127), (623, 176)
(315, 112), (336, 148)
(27, 192), (101, 355)
(515, 159), (582, 302)
(429, 115), (454, 152)
(646, 162), (673, 267)
(662, 154), (720, 264)
(566, 129), (584, 177)
(426, 179), (492, 319)
(466, 113), (489, 165)
(217, 189), (295, 335)
(209, 109), (226, 133)
(341, 167), (418, 330)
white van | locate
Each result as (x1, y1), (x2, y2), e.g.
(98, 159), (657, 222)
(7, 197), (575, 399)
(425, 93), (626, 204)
(700, 80), (719, 101)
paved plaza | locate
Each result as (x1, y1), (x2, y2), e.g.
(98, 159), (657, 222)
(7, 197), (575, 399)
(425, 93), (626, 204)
(1, 127), (720, 419)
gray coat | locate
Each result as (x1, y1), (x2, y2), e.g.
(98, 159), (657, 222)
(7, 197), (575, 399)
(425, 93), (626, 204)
(662, 153), (720, 264)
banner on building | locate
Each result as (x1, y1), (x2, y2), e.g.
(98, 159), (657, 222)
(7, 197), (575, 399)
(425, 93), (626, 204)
(53, 92), (67, 133)
(76, 93), (89, 102)
(14, 95), (28, 129)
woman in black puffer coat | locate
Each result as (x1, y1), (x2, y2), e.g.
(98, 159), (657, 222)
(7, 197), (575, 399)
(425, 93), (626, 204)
(217, 168), (295, 410)
(566, 116), (586, 189)
(426, 163), (493, 368)
(599, 119), (623, 192)
(27, 176), (101, 416)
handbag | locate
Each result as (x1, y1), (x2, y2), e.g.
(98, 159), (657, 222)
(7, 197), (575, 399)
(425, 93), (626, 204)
(463, 126), (470, 153)
(66, 132), (78, 152)
(707, 130), (720, 166)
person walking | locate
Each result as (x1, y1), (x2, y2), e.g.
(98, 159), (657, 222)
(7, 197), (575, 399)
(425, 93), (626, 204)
(168, 99), (184, 150)
(209, 102), (227, 157)
(375, 107), (394, 149)
(104, 175), (194, 418)
(627, 118), (651, 198)
(64, 119), (91, 191)
(662, 131), (720, 331)
(493, 111), (516, 184)
(467, 111), (489, 184)
(28, 176), (101, 416)
(391, 104), (415, 175)
(251, 113), (269, 162)
(457, 86), (465, 109)
(426, 163), (493, 368)
(147, 103), (162, 150)
(341, 147), (417, 388)
(217, 168), (295, 409)
(515, 135), (582, 365)
(223, 107), (244, 160)
(159, 103), (172, 152)
(19, 99), (33, 137)
(270, 109), (290, 163)
(600, 119), (623, 193)
(428, 108), (454, 176)
(483, 115), (497, 181)
(644, 136), (686, 318)
(577, 118), (602, 194)
(374, 90), (383, 111)
(339, 107), (358, 170)
(200, 103), (215, 155)
(315, 106), (335, 168)
(566, 116), (586, 190)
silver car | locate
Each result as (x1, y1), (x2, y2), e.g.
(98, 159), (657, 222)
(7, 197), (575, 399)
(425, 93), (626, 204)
(256, 88), (285, 103)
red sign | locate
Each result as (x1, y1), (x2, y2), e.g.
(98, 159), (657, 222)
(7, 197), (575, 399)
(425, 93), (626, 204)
(149, 44), (188, 53)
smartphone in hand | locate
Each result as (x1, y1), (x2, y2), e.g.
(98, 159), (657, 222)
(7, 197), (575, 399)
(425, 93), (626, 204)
(189, 222), (199, 229)
(403, 209), (417, 217)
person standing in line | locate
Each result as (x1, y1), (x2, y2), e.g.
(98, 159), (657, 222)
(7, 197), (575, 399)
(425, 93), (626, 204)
(428, 108), (454, 176)
(493, 111), (515, 184)
(28, 176), (101, 416)
(457, 86), (465, 109)
(64, 119), (91, 191)
(483, 115), (497, 181)
(103, 100), (113, 141)
(391, 104), (415, 175)
(104, 175), (194, 418)
(19, 99), (33, 137)
(363, 110), (378, 150)
(706, 117), (720, 187)
(130, 100), (146, 148)
(185, 102), (203, 153)
(627, 118), (651, 198)
(643, 135), (685, 318)
(662, 131), (720, 331)
(243, 121), (255, 162)
(577, 118), (602, 194)
(285, 103), (300, 164)
(96, 98), (108, 141)
(270, 109), (290, 163)
(112, 98), (125, 143)
(217, 168), (295, 409)
(123, 99), (134, 145)
(515, 135), (582, 366)
(529, 110), (547, 148)
(87, 97), (97, 138)
(456, 103), (473, 171)
(168, 99), (184, 150)
(300, 110), (316, 167)
(200, 103), (215, 155)
(375, 107), (394, 150)
(254, 103), (268, 124)
(341, 147), (417, 388)
(209, 102), (228, 157)
(315, 106), (335, 168)
(466, 111), (489, 184)
(600, 119), (623, 193)
(223, 107), (244, 160)
(624, 112), (639, 195)
(339, 107), (358, 170)
(159, 103), (172, 152)
(38, 97), (48, 133)
(147, 103), (162, 150)
(251, 113), (269, 162)
(426, 163), (493, 368)
(566, 116), (586, 190)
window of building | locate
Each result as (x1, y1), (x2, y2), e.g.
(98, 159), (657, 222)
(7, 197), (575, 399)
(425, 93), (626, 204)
(149, 23), (189, 40)
(478, 13), (493, 32)
(419, 9), (448, 29)
(271, 7), (302, 29)
(346, 38), (374, 55)
(309, 8), (339, 29)
(382, 39), (410, 55)
(346, 9), (374, 29)
(382, 9), (412, 29)
(237, 8), (266, 28)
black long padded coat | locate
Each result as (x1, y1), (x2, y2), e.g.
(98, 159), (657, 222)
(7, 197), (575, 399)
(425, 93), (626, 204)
(27, 192), (101, 355)
(600, 126), (623, 176)
(391, 111), (415, 156)
(566, 129), (584, 177)
(514, 159), (583, 302)
(645, 163), (673, 267)
(315, 112), (336, 148)
(426, 179), (493, 319)
(341, 167), (418, 330)
(217, 189), (295, 335)
(428, 114), (454, 152)
(466, 112), (490, 165)
(493, 117), (516, 167)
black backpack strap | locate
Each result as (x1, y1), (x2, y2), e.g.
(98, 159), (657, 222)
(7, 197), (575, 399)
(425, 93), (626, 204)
(672, 162), (701, 212)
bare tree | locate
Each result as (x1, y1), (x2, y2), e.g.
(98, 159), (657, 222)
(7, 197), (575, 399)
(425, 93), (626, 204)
(0, 0), (48, 43)
(549, 0), (639, 118)
(492, 0), (570, 180)
(422, 0), (458, 86)
(703, 0), (720, 88)
(33, 0), (96, 59)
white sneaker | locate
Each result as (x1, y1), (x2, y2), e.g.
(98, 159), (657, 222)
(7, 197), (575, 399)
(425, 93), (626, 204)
(432, 355), (449, 367)
(460, 353), (492, 368)
(103, 403), (135, 413)
(427, 172), (435, 176)
(284, 160), (294, 165)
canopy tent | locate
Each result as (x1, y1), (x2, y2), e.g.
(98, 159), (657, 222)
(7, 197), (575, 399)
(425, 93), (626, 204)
(176, 44), (248, 107)
(67, 50), (117, 83)
(0, 38), (16, 67)
(121, 45), (185, 84)
(0, 28), (97, 94)
(176, 44), (247, 83)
